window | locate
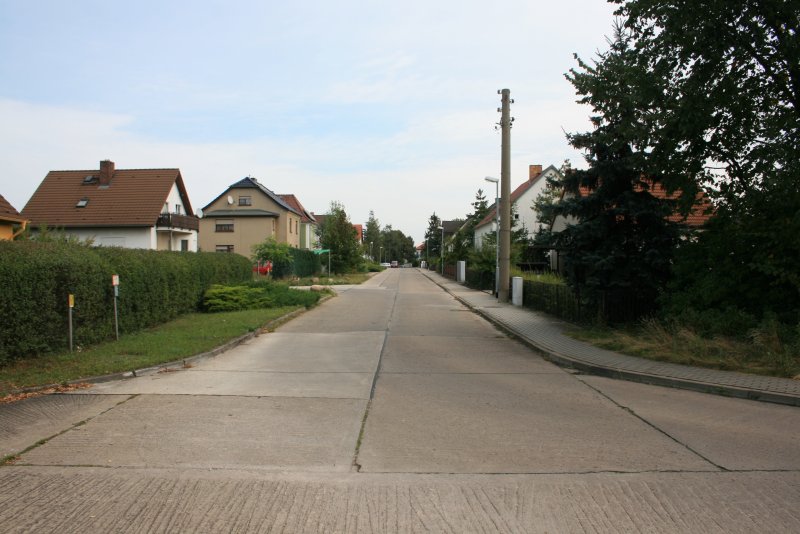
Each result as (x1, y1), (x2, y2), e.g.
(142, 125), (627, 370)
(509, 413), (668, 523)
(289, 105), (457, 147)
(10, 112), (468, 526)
(239, 196), (252, 206)
(289, 217), (292, 234)
(162, 202), (169, 214)
(180, 239), (189, 252)
(215, 245), (234, 253)
(76, 198), (89, 208)
(174, 204), (182, 215)
(215, 219), (234, 232)
(295, 220), (299, 234)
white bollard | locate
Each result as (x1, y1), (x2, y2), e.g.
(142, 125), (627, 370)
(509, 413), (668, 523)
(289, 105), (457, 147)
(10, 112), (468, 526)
(512, 276), (523, 306)
(457, 261), (466, 283)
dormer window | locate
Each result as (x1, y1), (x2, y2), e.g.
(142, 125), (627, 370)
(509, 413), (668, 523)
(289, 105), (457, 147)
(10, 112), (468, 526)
(76, 198), (89, 208)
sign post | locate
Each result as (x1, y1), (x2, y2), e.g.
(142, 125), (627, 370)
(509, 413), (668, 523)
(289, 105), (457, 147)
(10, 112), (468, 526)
(68, 294), (74, 352)
(112, 275), (120, 340)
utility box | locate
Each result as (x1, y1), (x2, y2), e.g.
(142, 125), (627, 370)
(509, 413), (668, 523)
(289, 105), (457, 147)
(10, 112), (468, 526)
(512, 276), (523, 306)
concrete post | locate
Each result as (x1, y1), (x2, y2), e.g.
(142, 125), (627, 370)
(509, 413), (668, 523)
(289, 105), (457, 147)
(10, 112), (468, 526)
(498, 89), (512, 302)
(457, 261), (466, 283)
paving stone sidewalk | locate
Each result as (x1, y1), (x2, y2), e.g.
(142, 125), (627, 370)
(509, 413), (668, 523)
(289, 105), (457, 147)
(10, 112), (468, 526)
(421, 270), (800, 407)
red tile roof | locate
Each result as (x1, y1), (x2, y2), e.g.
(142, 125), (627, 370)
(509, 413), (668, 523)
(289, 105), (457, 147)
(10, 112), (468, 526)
(278, 194), (316, 224)
(567, 180), (712, 227)
(22, 162), (194, 227)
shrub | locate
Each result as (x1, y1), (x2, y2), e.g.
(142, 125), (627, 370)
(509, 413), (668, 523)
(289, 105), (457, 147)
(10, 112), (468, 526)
(202, 281), (321, 312)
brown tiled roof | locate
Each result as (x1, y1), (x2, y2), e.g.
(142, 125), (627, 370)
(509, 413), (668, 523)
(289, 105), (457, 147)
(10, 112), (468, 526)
(22, 165), (194, 227)
(278, 194), (316, 224)
(0, 194), (26, 223)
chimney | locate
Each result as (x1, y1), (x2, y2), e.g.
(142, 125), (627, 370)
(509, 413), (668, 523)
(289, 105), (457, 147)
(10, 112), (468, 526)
(529, 164), (543, 182)
(99, 160), (115, 185)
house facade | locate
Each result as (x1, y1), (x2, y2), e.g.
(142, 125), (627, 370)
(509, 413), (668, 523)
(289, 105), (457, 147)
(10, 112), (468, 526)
(21, 160), (198, 251)
(0, 194), (28, 241)
(199, 177), (303, 256)
(278, 194), (318, 249)
(474, 164), (561, 249)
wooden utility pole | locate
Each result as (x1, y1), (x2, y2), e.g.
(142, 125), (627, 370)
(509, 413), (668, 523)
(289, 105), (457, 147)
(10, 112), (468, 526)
(498, 88), (513, 302)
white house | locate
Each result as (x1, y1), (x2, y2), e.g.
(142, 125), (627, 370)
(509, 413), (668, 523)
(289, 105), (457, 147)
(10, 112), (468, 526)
(474, 164), (562, 249)
(22, 160), (199, 251)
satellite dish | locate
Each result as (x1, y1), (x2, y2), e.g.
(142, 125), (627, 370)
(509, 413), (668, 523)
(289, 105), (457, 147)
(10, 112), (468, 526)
(227, 195), (234, 205)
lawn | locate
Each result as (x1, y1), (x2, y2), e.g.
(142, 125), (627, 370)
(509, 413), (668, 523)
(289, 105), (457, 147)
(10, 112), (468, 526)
(0, 306), (300, 397)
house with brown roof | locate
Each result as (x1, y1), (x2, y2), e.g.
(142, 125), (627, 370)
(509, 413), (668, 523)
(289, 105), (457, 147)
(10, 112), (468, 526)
(474, 164), (562, 249)
(548, 177), (713, 272)
(0, 194), (28, 240)
(278, 194), (318, 249)
(21, 160), (198, 250)
(198, 177), (303, 256)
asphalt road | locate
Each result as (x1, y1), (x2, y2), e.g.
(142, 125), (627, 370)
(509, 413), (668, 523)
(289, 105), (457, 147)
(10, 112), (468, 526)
(1, 269), (799, 532)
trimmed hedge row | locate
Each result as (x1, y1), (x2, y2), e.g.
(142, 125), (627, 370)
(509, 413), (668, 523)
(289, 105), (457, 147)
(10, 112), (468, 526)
(289, 248), (321, 277)
(0, 242), (252, 363)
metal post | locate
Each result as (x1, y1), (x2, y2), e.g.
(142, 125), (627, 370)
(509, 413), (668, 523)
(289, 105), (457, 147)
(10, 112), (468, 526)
(498, 88), (513, 302)
(438, 225), (444, 275)
(485, 177), (500, 297)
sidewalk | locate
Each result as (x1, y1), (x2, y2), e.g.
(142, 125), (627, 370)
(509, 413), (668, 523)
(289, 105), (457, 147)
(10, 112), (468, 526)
(421, 270), (800, 407)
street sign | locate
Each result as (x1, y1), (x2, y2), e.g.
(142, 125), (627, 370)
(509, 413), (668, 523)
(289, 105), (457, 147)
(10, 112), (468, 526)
(112, 274), (120, 286)
(68, 294), (74, 308)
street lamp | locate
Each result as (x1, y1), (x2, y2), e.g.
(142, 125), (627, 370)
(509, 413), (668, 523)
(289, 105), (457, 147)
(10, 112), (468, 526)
(380, 246), (384, 264)
(370, 241), (373, 262)
(437, 225), (444, 275)
(485, 177), (500, 297)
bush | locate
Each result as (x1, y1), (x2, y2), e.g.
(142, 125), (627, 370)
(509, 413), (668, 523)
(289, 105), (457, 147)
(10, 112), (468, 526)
(0, 241), (252, 364)
(202, 281), (321, 312)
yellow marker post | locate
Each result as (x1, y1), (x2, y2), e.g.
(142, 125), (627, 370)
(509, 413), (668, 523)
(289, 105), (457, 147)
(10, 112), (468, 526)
(68, 294), (75, 352)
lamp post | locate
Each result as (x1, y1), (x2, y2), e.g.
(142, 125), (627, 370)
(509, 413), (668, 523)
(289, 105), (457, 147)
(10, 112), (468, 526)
(380, 246), (384, 264)
(437, 225), (444, 275)
(370, 241), (373, 262)
(485, 176), (500, 297)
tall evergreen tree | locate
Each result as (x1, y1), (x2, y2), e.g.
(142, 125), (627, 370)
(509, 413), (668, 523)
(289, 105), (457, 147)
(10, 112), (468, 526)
(550, 22), (684, 303)
(423, 213), (442, 264)
(363, 210), (382, 261)
(318, 201), (360, 274)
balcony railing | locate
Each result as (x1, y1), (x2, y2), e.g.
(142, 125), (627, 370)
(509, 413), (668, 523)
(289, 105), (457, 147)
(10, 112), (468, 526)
(156, 213), (199, 231)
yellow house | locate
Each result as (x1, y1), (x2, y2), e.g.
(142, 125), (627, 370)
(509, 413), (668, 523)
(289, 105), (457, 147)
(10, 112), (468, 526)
(198, 177), (303, 256)
(0, 194), (28, 240)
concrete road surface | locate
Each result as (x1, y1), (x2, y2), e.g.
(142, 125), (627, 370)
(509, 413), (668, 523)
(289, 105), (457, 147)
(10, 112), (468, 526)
(1, 269), (799, 533)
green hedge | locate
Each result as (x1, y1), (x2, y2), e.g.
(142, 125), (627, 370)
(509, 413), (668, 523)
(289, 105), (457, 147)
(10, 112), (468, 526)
(289, 248), (321, 277)
(0, 242), (251, 363)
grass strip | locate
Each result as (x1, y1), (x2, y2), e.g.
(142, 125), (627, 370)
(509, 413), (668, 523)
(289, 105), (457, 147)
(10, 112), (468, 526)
(565, 321), (800, 379)
(0, 306), (300, 396)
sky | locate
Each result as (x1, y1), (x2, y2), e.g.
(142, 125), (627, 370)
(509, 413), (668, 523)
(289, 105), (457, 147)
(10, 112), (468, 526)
(0, 0), (618, 244)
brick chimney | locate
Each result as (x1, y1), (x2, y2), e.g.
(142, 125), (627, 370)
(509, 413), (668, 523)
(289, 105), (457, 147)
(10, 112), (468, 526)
(99, 160), (115, 185)
(529, 164), (543, 182)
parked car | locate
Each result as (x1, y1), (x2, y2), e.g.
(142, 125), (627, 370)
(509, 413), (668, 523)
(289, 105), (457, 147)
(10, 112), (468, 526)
(390, 261), (399, 268)
(380, 262), (391, 268)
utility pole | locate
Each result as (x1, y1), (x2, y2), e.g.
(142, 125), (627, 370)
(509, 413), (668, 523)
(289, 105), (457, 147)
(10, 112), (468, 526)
(497, 88), (513, 302)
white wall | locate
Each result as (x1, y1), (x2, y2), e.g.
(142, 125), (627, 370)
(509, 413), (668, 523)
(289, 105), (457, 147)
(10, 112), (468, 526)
(163, 184), (186, 215)
(63, 227), (156, 249)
